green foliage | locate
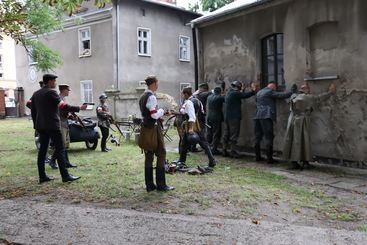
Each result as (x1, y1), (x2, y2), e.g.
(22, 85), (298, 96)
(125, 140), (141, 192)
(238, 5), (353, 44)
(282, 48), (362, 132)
(200, 0), (235, 12)
(189, 2), (200, 13)
(25, 39), (63, 72)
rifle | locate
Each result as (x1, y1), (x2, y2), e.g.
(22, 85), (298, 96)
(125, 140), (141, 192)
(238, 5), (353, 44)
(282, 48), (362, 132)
(70, 112), (85, 127)
(108, 115), (124, 137)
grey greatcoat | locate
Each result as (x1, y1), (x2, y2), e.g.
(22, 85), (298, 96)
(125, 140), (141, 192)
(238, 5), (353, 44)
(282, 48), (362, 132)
(282, 92), (332, 161)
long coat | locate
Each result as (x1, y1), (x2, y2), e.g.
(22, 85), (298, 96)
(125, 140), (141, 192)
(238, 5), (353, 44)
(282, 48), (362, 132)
(282, 92), (332, 161)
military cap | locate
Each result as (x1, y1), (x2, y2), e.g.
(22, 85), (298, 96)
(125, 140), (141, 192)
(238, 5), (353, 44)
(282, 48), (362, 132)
(99, 93), (108, 100)
(38, 81), (44, 87)
(43, 74), (58, 83)
(198, 83), (209, 90)
(59, 84), (71, 91)
(231, 81), (242, 89)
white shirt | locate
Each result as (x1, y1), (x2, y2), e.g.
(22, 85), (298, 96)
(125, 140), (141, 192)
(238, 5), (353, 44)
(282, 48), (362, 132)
(180, 98), (196, 122)
(145, 89), (164, 120)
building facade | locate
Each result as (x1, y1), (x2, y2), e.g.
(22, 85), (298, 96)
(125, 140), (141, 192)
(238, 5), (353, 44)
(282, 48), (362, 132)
(192, 0), (367, 166)
(15, 0), (200, 117)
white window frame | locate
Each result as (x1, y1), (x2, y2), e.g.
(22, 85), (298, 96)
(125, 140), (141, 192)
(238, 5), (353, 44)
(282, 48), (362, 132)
(28, 46), (38, 66)
(0, 54), (3, 70)
(179, 35), (190, 62)
(179, 82), (191, 103)
(78, 27), (92, 57)
(137, 27), (151, 57)
(80, 80), (93, 104)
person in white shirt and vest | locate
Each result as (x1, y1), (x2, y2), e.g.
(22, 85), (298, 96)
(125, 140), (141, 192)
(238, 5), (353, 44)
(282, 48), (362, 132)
(138, 75), (174, 192)
(177, 87), (216, 168)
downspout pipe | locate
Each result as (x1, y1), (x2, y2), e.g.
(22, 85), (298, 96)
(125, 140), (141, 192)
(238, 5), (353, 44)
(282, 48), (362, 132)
(192, 25), (199, 90)
(116, 1), (120, 90)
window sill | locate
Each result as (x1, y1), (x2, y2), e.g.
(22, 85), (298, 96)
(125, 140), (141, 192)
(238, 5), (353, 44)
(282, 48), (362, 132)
(179, 59), (190, 62)
(138, 54), (151, 57)
(304, 75), (339, 81)
(29, 62), (38, 66)
(79, 54), (92, 58)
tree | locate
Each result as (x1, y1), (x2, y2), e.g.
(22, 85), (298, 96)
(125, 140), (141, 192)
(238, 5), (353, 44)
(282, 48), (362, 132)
(0, 0), (111, 72)
(200, 0), (235, 12)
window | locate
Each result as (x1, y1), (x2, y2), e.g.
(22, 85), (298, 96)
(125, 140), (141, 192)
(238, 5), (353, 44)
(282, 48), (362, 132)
(0, 54), (3, 70)
(80, 80), (93, 103)
(179, 36), (190, 61)
(261, 33), (284, 89)
(79, 27), (91, 57)
(28, 47), (37, 65)
(137, 28), (151, 56)
(0, 73), (3, 78)
(179, 82), (191, 103)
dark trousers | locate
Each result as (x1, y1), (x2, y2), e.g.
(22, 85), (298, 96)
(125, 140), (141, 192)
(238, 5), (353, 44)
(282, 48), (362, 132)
(51, 149), (71, 165)
(99, 126), (109, 150)
(222, 119), (240, 152)
(254, 119), (274, 159)
(207, 120), (222, 150)
(38, 130), (69, 179)
(144, 126), (167, 189)
(179, 130), (215, 166)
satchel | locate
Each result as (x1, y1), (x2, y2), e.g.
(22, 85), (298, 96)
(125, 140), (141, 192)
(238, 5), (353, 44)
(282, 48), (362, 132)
(138, 125), (158, 151)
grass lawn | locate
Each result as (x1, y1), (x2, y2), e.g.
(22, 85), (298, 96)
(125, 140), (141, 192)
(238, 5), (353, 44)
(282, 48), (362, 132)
(0, 118), (364, 230)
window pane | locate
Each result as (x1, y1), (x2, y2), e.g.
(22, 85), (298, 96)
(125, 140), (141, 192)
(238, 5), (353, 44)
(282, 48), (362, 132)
(143, 41), (147, 54)
(266, 36), (275, 55)
(277, 34), (283, 54)
(143, 31), (147, 38)
(267, 56), (275, 76)
(277, 55), (284, 74)
(138, 40), (142, 53)
(138, 30), (141, 37)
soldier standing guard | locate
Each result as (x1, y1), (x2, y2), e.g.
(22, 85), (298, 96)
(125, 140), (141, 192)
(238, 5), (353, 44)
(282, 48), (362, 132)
(96, 93), (112, 152)
(139, 75), (174, 192)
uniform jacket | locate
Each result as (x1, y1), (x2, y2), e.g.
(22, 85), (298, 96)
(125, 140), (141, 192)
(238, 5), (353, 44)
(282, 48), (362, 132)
(59, 95), (69, 129)
(225, 88), (255, 121)
(255, 87), (292, 121)
(282, 92), (332, 161)
(30, 87), (80, 131)
(96, 103), (111, 128)
(194, 91), (212, 113)
(207, 93), (225, 123)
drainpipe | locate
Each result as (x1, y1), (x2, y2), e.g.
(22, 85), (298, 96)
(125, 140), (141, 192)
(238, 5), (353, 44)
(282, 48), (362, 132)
(192, 25), (199, 90)
(116, 1), (120, 90)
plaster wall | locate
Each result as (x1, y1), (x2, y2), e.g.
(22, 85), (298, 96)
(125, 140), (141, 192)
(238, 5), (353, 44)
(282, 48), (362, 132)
(16, 19), (114, 117)
(118, 0), (198, 102)
(198, 0), (367, 164)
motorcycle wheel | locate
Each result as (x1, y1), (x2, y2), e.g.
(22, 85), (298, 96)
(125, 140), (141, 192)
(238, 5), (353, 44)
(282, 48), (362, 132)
(85, 139), (98, 150)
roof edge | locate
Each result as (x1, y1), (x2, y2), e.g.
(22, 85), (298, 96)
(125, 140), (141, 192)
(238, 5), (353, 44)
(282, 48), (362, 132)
(191, 0), (275, 26)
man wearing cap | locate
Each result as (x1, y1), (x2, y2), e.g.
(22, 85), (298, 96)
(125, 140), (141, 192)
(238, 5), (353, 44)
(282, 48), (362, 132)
(96, 93), (112, 152)
(49, 84), (85, 168)
(283, 83), (336, 169)
(254, 82), (293, 164)
(138, 75), (174, 192)
(206, 86), (225, 155)
(176, 87), (216, 168)
(30, 74), (86, 183)
(222, 81), (257, 158)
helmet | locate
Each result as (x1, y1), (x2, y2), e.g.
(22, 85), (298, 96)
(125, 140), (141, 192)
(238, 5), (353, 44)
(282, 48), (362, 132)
(99, 93), (107, 100)
(231, 81), (242, 89)
(186, 132), (200, 146)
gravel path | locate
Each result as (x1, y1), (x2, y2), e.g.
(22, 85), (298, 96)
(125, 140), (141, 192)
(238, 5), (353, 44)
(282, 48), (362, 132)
(1, 199), (366, 245)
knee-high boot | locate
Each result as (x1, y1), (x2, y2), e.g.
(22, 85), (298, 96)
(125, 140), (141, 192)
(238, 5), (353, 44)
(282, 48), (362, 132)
(145, 167), (156, 192)
(156, 167), (174, 191)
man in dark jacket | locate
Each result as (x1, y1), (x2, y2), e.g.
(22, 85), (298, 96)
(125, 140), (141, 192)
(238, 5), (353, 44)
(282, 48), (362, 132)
(223, 81), (256, 158)
(96, 93), (112, 152)
(30, 74), (84, 183)
(206, 87), (225, 155)
(254, 82), (292, 164)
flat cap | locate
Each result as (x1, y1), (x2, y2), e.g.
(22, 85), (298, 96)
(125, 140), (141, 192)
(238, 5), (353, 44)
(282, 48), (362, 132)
(43, 74), (58, 83)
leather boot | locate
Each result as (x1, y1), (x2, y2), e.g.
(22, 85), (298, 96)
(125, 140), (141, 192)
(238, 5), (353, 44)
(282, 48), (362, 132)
(156, 167), (174, 191)
(255, 144), (264, 162)
(49, 153), (58, 169)
(145, 167), (156, 192)
(266, 145), (278, 164)
(65, 152), (77, 168)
